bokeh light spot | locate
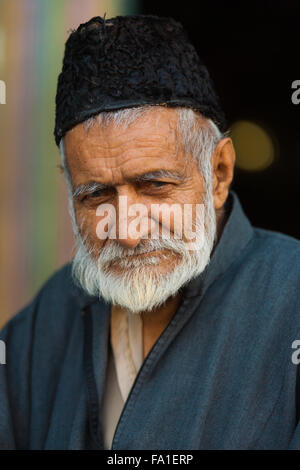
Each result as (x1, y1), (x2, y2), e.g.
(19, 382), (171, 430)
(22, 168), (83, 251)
(230, 120), (276, 171)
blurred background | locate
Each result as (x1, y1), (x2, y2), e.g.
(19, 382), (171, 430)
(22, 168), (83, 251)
(0, 0), (299, 327)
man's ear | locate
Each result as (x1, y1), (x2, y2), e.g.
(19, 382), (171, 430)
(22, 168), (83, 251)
(211, 137), (235, 210)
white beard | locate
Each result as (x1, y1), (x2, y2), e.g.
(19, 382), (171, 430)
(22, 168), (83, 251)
(71, 189), (217, 314)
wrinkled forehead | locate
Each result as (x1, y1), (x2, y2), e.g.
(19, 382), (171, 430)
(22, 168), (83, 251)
(62, 107), (189, 179)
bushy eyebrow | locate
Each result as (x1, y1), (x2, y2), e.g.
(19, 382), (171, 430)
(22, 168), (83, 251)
(133, 170), (184, 182)
(72, 181), (109, 198)
(72, 170), (184, 198)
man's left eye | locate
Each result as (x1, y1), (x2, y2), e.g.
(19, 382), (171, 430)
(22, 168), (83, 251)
(150, 181), (168, 188)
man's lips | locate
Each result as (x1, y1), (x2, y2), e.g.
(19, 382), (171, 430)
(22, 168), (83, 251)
(124, 248), (167, 257)
(116, 248), (169, 260)
(105, 248), (180, 264)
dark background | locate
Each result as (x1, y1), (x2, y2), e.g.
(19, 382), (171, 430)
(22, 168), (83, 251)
(140, 0), (300, 238)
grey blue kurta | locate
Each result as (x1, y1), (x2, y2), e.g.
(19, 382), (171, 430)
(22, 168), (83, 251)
(1, 191), (300, 449)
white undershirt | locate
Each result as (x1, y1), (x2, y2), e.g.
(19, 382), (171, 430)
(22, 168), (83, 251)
(102, 309), (143, 449)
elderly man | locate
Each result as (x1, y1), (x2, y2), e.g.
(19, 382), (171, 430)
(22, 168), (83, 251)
(1, 15), (300, 450)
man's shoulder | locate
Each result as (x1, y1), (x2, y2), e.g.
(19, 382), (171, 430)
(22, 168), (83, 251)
(35, 262), (80, 306)
(228, 224), (300, 303)
(41, 261), (73, 289)
(21, 261), (80, 314)
(242, 227), (300, 321)
(224, 225), (300, 333)
(253, 226), (300, 247)
(1, 262), (92, 341)
(251, 226), (300, 263)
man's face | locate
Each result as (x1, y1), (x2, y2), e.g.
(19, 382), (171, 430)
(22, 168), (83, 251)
(63, 107), (217, 313)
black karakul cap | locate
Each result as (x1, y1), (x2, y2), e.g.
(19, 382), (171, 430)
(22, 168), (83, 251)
(54, 15), (227, 146)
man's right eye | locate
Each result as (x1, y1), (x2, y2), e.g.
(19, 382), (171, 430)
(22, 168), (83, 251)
(78, 190), (104, 203)
(89, 190), (103, 198)
(80, 187), (115, 203)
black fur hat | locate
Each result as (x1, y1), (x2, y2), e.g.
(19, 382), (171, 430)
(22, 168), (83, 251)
(54, 14), (227, 146)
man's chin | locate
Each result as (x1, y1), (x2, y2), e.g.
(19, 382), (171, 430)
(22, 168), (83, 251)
(99, 284), (174, 315)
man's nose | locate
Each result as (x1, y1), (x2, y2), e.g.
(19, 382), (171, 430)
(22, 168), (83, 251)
(115, 186), (149, 249)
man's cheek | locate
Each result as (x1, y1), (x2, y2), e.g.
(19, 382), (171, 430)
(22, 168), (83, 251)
(75, 208), (100, 242)
(96, 203), (118, 240)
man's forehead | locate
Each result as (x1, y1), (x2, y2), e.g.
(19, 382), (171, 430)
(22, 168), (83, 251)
(65, 106), (179, 146)
(67, 153), (187, 188)
(63, 108), (186, 180)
